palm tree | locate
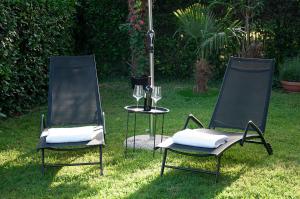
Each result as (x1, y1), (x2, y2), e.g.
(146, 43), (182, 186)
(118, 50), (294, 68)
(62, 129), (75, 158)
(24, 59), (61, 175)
(174, 4), (243, 92)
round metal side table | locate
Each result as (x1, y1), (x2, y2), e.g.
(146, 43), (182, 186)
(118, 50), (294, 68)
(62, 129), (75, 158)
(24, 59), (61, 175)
(124, 105), (169, 156)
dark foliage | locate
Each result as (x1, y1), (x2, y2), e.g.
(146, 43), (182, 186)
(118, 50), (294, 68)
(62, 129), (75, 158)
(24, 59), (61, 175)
(74, 0), (129, 77)
(0, 0), (76, 116)
(77, 0), (201, 79)
(153, 0), (199, 79)
(259, 0), (300, 63)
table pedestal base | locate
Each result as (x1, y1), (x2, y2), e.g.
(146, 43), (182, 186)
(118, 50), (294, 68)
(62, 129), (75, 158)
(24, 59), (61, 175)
(124, 135), (169, 150)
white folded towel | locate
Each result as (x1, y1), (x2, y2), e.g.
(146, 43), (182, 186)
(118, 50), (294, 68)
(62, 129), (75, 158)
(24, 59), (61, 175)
(41, 126), (103, 143)
(172, 128), (228, 148)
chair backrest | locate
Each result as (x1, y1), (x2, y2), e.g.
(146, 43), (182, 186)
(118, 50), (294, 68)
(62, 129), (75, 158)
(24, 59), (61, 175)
(209, 57), (274, 132)
(47, 55), (103, 127)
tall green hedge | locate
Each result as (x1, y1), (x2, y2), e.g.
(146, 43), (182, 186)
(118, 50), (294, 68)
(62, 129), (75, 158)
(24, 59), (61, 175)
(154, 0), (199, 78)
(75, 0), (129, 77)
(75, 0), (199, 79)
(0, 0), (76, 116)
(260, 0), (300, 63)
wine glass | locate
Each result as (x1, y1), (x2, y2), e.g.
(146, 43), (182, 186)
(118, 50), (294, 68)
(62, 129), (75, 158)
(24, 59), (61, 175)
(133, 85), (144, 110)
(151, 86), (161, 112)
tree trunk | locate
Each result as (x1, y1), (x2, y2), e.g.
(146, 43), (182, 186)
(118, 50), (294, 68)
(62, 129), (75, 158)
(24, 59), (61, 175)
(245, 10), (250, 48)
(194, 59), (211, 93)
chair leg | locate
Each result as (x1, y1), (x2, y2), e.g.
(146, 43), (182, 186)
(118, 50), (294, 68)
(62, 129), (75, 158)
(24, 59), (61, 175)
(258, 134), (273, 155)
(215, 155), (222, 183)
(160, 149), (168, 176)
(262, 140), (273, 155)
(99, 145), (103, 176)
(41, 149), (45, 175)
(265, 142), (273, 155)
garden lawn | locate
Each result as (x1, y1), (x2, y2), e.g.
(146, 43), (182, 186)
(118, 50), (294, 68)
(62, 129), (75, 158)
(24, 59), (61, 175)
(0, 80), (299, 199)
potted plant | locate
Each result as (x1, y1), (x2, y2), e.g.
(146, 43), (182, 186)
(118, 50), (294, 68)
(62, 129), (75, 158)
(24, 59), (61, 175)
(280, 57), (300, 92)
(120, 0), (149, 89)
(174, 3), (243, 92)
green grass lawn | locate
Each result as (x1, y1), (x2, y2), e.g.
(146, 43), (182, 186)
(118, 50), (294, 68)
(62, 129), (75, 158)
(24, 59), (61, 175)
(0, 80), (299, 198)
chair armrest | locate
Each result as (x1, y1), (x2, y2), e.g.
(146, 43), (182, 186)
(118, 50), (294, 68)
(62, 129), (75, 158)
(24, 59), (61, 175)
(240, 120), (263, 146)
(183, 114), (204, 129)
(39, 114), (46, 137)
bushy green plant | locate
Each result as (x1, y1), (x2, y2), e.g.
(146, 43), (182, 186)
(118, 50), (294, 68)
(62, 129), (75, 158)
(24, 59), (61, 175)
(0, 0), (76, 116)
(78, 0), (129, 77)
(119, 0), (148, 77)
(260, 0), (300, 63)
(174, 3), (243, 92)
(279, 57), (300, 82)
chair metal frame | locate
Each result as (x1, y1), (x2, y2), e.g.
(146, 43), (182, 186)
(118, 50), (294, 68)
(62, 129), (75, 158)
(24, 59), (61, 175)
(159, 57), (274, 182)
(37, 55), (105, 175)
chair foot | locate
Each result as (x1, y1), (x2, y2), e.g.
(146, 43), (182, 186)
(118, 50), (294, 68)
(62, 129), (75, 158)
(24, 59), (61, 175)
(266, 143), (273, 155)
(99, 145), (103, 176)
(41, 149), (45, 176)
(255, 128), (273, 156)
(260, 135), (273, 155)
(215, 155), (222, 183)
(160, 149), (168, 176)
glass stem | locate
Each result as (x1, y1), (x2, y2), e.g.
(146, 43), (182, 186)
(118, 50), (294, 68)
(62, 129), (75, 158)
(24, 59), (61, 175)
(137, 100), (139, 109)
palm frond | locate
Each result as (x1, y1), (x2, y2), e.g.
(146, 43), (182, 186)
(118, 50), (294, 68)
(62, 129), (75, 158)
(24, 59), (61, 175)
(174, 3), (243, 59)
(200, 32), (226, 57)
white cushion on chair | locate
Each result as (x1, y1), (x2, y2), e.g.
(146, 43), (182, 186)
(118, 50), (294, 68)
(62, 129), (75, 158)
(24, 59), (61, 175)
(41, 126), (103, 143)
(172, 128), (228, 148)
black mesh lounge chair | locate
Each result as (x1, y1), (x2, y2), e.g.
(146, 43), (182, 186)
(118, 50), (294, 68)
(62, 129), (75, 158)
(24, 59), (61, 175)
(157, 57), (274, 182)
(37, 55), (105, 175)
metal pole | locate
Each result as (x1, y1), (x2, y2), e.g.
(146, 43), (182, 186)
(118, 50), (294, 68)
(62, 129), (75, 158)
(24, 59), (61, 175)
(147, 0), (154, 88)
(147, 0), (155, 136)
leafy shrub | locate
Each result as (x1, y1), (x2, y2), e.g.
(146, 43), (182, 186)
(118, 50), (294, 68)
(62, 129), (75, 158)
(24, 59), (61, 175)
(119, 0), (148, 77)
(76, 0), (129, 77)
(153, 0), (198, 79)
(85, 0), (200, 79)
(0, 0), (76, 116)
(260, 0), (300, 63)
(279, 57), (300, 82)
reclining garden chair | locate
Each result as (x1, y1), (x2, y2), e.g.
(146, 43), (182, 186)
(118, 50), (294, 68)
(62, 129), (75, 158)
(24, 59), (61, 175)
(37, 55), (105, 175)
(157, 57), (274, 182)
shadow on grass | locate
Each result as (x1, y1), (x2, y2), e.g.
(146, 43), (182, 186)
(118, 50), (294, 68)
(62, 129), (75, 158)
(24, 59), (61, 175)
(124, 165), (243, 199)
(0, 148), (100, 198)
(124, 144), (279, 199)
(0, 164), (98, 198)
